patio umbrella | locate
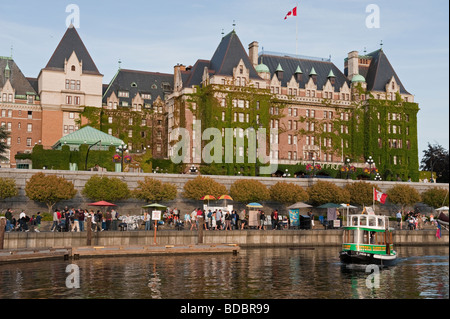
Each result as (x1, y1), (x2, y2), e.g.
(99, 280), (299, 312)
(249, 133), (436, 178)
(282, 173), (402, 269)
(246, 202), (263, 208)
(287, 202), (312, 209)
(317, 203), (341, 208)
(201, 195), (216, 206)
(218, 195), (233, 207)
(88, 201), (117, 207)
(436, 206), (449, 211)
(142, 203), (167, 209)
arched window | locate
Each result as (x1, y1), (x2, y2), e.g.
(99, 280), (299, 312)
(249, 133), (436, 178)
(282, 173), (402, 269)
(71, 65), (76, 71)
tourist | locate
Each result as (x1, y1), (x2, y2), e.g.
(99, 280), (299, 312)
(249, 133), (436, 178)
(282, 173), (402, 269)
(78, 209), (85, 231)
(184, 211), (191, 229)
(5, 208), (13, 232)
(271, 210), (279, 230)
(51, 209), (60, 232)
(239, 209), (247, 230)
(211, 211), (217, 230)
(18, 211), (28, 232)
(231, 210), (238, 230)
(35, 212), (42, 232)
(216, 210), (222, 230)
(144, 212), (151, 230)
(259, 210), (266, 230)
(224, 211), (232, 230)
(105, 210), (112, 231)
(72, 210), (80, 232)
(396, 210), (402, 229)
(190, 209), (197, 230)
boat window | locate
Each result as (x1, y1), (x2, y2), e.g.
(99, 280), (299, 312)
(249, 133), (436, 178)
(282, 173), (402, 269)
(352, 216), (358, 226)
(368, 216), (376, 226)
(377, 218), (384, 228)
(360, 216), (367, 226)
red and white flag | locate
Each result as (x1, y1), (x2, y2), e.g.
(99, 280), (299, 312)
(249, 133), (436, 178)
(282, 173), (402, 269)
(374, 188), (387, 204)
(284, 6), (297, 19)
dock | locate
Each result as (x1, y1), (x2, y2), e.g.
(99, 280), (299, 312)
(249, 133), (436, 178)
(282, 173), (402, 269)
(0, 244), (240, 263)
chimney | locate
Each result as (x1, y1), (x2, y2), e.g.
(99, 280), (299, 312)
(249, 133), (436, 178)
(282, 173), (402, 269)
(347, 51), (359, 80)
(248, 41), (259, 67)
(295, 65), (303, 83)
(174, 64), (184, 92)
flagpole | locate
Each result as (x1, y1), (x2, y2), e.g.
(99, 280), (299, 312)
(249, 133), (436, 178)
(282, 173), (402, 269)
(373, 187), (375, 213)
(296, 2), (299, 56)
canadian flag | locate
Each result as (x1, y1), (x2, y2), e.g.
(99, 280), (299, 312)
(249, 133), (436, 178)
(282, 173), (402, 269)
(374, 188), (387, 204)
(284, 7), (297, 19)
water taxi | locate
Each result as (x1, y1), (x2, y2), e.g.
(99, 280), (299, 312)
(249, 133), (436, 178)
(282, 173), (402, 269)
(339, 214), (397, 266)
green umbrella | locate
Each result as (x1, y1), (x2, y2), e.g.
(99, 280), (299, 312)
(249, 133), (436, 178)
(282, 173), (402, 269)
(142, 203), (167, 209)
(317, 203), (341, 208)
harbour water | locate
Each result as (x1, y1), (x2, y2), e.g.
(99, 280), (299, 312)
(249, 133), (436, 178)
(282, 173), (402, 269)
(0, 246), (447, 300)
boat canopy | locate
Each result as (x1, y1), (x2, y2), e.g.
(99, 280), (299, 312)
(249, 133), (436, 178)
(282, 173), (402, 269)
(344, 214), (389, 231)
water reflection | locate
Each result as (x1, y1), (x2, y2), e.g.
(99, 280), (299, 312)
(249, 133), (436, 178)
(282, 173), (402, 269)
(0, 246), (447, 299)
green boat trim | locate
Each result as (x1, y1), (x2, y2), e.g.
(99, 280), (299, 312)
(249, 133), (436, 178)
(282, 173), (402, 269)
(341, 243), (396, 256)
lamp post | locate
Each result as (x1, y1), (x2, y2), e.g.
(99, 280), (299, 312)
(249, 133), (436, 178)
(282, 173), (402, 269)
(346, 158), (351, 179)
(189, 165), (198, 174)
(116, 142), (128, 172)
(312, 156), (316, 177)
(366, 156), (374, 179)
(85, 140), (102, 171)
(374, 172), (382, 181)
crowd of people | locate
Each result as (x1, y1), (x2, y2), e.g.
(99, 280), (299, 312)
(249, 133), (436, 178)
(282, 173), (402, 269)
(2, 207), (119, 232)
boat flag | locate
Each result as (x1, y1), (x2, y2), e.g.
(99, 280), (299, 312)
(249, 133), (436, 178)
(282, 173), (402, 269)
(374, 188), (387, 204)
(284, 6), (297, 19)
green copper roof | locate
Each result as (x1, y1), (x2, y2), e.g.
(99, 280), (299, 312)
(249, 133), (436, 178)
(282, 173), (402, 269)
(275, 63), (284, 72)
(255, 63), (270, 73)
(295, 65), (303, 74)
(309, 67), (317, 76)
(327, 70), (335, 78)
(351, 74), (366, 82)
(53, 125), (124, 150)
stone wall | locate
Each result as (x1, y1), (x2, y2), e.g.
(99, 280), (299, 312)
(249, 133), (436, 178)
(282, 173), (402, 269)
(2, 229), (447, 250)
(0, 168), (448, 216)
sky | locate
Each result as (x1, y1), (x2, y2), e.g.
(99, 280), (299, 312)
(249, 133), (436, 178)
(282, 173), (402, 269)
(0, 0), (448, 161)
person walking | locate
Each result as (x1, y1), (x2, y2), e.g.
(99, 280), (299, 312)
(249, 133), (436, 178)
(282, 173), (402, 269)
(78, 209), (85, 231)
(105, 210), (112, 231)
(271, 210), (279, 230)
(5, 209), (13, 232)
(224, 211), (232, 231)
(259, 210), (266, 230)
(35, 212), (42, 232)
(72, 210), (80, 232)
(144, 212), (151, 230)
(190, 209), (197, 230)
(51, 209), (60, 232)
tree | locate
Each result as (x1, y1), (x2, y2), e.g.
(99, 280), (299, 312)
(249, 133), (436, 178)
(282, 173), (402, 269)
(0, 178), (19, 208)
(386, 184), (421, 212)
(269, 181), (309, 205)
(133, 177), (177, 203)
(420, 143), (449, 183)
(344, 181), (381, 206)
(307, 180), (350, 205)
(229, 179), (270, 203)
(82, 175), (130, 202)
(0, 127), (10, 162)
(182, 176), (227, 200)
(25, 172), (77, 212)
(421, 187), (449, 208)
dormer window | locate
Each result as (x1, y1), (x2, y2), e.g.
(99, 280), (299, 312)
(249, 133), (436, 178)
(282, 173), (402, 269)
(71, 65), (76, 71)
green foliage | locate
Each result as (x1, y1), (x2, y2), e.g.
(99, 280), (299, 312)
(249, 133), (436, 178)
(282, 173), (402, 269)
(182, 176), (227, 200)
(420, 187), (449, 208)
(307, 180), (350, 205)
(25, 172), (77, 212)
(344, 181), (380, 206)
(82, 175), (130, 202)
(229, 179), (270, 203)
(386, 184), (421, 211)
(0, 177), (19, 200)
(269, 181), (309, 205)
(0, 126), (10, 161)
(133, 177), (177, 203)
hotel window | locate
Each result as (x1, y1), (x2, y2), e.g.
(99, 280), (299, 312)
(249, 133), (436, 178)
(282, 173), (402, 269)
(108, 128), (112, 135)
(26, 138), (32, 147)
(118, 91), (129, 98)
(288, 135), (292, 145)
(293, 108), (298, 117)
(7, 122), (11, 131)
(128, 130), (133, 138)
(27, 123), (32, 132)
(288, 120), (292, 130)
(108, 116), (113, 124)
(8, 94), (13, 102)
(129, 118), (133, 125)
(324, 111), (328, 118)
(306, 109), (310, 117)
(293, 151), (297, 160)
(76, 80), (80, 90)
(69, 112), (74, 119)
(239, 113), (244, 122)
(288, 108), (292, 116)
(17, 137), (20, 144)
(66, 96), (72, 104)
(288, 151), (292, 160)
(1, 110), (5, 117)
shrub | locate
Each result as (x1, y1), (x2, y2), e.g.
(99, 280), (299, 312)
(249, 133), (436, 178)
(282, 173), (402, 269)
(133, 177), (177, 202)
(344, 181), (381, 206)
(307, 180), (350, 205)
(420, 187), (449, 208)
(269, 181), (309, 205)
(229, 179), (270, 203)
(182, 176), (227, 200)
(386, 184), (421, 211)
(82, 175), (130, 202)
(25, 172), (77, 212)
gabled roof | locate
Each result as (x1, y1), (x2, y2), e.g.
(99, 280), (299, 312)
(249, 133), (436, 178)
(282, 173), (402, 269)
(53, 125), (124, 149)
(0, 57), (38, 96)
(210, 31), (261, 80)
(44, 25), (101, 75)
(259, 54), (349, 92)
(364, 49), (410, 94)
(102, 68), (173, 105)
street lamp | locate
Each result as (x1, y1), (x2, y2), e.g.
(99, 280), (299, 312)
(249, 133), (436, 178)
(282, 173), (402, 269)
(366, 156), (375, 178)
(85, 140), (102, 171)
(312, 156), (316, 177)
(189, 165), (198, 174)
(283, 169), (291, 178)
(116, 142), (128, 172)
(346, 158), (351, 179)
(374, 172), (382, 181)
